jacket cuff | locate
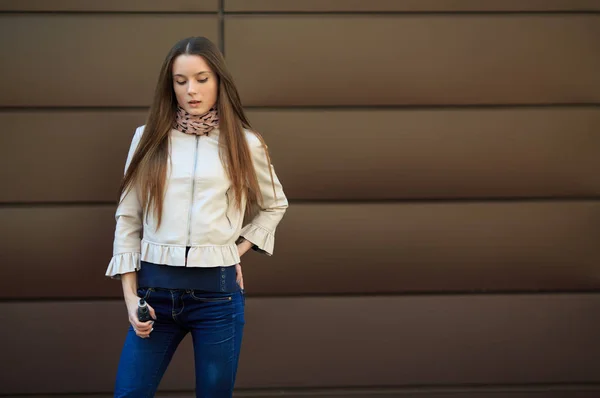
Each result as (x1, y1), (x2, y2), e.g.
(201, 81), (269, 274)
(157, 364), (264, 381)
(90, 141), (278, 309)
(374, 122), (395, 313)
(239, 223), (275, 256)
(105, 252), (141, 279)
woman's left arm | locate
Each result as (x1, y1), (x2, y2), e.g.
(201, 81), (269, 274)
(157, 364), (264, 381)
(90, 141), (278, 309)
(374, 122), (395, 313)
(238, 133), (289, 256)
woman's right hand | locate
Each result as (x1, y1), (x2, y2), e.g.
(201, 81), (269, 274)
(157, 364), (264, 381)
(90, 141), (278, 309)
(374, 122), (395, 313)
(125, 294), (156, 339)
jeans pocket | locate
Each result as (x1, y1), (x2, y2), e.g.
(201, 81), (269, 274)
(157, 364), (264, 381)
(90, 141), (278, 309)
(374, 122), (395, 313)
(236, 280), (245, 295)
(137, 287), (153, 300)
(190, 290), (233, 302)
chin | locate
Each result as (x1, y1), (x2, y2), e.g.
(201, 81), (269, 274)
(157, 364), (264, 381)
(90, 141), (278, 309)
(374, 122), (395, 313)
(186, 106), (211, 116)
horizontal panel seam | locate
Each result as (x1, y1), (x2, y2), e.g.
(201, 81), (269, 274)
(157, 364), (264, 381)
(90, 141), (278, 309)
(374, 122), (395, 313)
(221, 11), (600, 15)
(0, 11), (218, 15)
(1, 104), (600, 112)
(1, 198), (600, 208)
(2, 11), (599, 15)
(3, 290), (600, 303)
(2, 383), (600, 397)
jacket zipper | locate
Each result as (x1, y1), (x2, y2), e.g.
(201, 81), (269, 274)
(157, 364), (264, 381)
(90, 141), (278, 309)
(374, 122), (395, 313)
(185, 135), (200, 266)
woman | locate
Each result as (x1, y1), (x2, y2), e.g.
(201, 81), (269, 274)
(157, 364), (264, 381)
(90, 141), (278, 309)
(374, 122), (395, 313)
(105, 36), (288, 397)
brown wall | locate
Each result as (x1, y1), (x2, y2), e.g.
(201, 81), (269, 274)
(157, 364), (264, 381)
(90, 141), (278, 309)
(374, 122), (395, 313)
(0, 1), (599, 397)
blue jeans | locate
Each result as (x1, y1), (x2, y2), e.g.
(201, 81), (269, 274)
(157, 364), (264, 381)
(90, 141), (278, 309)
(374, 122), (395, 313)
(114, 287), (245, 397)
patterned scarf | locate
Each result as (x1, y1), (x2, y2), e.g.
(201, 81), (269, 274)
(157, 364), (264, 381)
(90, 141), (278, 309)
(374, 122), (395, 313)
(173, 105), (219, 136)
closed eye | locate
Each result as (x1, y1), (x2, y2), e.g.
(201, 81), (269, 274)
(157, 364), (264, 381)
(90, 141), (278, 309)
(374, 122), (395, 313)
(174, 77), (209, 85)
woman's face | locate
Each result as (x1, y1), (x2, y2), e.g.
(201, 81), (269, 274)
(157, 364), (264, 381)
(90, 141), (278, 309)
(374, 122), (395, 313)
(172, 54), (218, 116)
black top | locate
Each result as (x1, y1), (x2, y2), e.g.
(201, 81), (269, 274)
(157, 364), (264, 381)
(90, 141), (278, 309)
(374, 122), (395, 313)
(137, 247), (238, 292)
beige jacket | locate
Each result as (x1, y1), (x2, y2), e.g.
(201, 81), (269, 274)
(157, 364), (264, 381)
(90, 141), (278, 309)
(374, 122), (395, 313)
(105, 125), (288, 278)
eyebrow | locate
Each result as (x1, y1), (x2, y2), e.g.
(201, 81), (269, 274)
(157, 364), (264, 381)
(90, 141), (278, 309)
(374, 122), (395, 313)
(173, 71), (211, 78)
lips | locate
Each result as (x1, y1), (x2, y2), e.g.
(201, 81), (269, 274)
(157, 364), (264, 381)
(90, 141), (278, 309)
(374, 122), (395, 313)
(188, 100), (201, 105)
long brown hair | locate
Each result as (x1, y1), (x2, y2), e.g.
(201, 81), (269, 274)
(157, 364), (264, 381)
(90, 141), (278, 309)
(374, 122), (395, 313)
(118, 37), (273, 229)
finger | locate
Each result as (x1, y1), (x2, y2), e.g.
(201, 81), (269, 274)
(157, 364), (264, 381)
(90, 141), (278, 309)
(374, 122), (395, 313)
(135, 324), (153, 333)
(135, 327), (153, 337)
(135, 318), (153, 327)
(133, 320), (154, 331)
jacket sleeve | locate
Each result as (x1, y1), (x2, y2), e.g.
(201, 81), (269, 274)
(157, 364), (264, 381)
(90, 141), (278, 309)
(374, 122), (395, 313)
(105, 126), (144, 278)
(239, 132), (289, 256)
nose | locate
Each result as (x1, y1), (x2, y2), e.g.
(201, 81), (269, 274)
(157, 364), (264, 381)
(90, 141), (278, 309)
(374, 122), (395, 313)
(187, 80), (198, 95)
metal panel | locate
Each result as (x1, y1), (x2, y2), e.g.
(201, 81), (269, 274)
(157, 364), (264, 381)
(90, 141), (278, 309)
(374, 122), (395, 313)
(0, 202), (598, 299)
(225, 0), (600, 12)
(0, 111), (147, 202)
(0, 0), (218, 12)
(0, 15), (219, 106)
(0, 294), (599, 393)
(225, 15), (600, 106)
(2, 108), (599, 203)
(246, 107), (600, 199)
